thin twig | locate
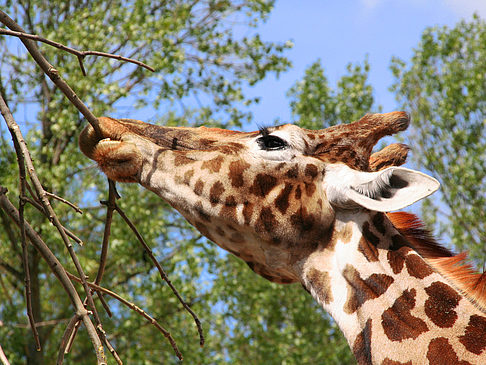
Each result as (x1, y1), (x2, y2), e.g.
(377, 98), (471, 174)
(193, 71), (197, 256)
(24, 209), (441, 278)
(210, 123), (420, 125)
(95, 179), (117, 286)
(92, 179), (119, 319)
(22, 196), (84, 246)
(0, 28), (155, 75)
(44, 191), (83, 214)
(114, 204), (205, 347)
(57, 314), (81, 365)
(66, 272), (183, 360)
(11, 131), (40, 350)
(62, 227), (84, 247)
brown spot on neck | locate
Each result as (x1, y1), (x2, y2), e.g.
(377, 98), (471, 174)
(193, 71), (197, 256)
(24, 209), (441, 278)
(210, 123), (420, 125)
(343, 265), (394, 314)
(405, 254), (433, 279)
(372, 213), (386, 235)
(381, 288), (428, 341)
(352, 318), (373, 365)
(424, 281), (461, 328)
(459, 315), (486, 355)
(427, 338), (472, 365)
(305, 268), (333, 305)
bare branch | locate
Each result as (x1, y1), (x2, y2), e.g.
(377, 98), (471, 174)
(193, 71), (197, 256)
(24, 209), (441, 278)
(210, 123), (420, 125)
(57, 314), (81, 365)
(12, 133), (41, 350)
(0, 28), (155, 74)
(44, 191), (83, 215)
(66, 272), (183, 360)
(113, 201), (205, 347)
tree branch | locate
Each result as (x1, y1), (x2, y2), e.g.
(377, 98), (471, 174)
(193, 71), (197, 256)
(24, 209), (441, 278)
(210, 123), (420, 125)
(66, 271), (183, 360)
(0, 28), (155, 75)
(112, 201), (205, 347)
(0, 188), (106, 364)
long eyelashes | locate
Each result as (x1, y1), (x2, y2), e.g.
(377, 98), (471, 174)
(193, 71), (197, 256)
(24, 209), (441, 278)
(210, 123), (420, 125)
(258, 125), (271, 137)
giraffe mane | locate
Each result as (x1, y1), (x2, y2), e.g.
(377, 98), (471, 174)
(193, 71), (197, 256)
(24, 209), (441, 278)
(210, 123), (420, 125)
(387, 211), (486, 312)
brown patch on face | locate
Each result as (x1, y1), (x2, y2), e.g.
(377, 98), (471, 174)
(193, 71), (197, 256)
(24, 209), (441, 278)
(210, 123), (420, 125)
(198, 138), (216, 146)
(343, 265), (394, 314)
(381, 359), (412, 365)
(359, 236), (379, 262)
(290, 207), (316, 234)
(275, 183), (293, 214)
(386, 247), (411, 275)
(427, 338), (472, 365)
(352, 318), (373, 365)
(215, 226), (226, 237)
(229, 232), (245, 243)
(201, 155), (224, 173)
(304, 163), (318, 178)
(459, 315), (486, 355)
(304, 182), (316, 196)
(194, 221), (214, 242)
(194, 201), (211, 222)
(174, 154), (194, 166)
(250, 173), (278, 197)
(306, 133), (316, 140)
(381, 288), (428, 341)
(194, 179), (204, 196)
(242, 201), (253, 225)
(294, 185), (302, 200)
(424, 281), (461, 328)
(209, 181), (225, 206)
(183, 169), (194, 185)
(255, 207), (278, 237)
(228, 160), (249, 188)
(306, 268), (333, 304)
(286, 165), (299, 179)
(220, 195), (237, 222)
(405, 254), (433, 279)
(218, 142), (245, 155)
(372, 213), (386, 235)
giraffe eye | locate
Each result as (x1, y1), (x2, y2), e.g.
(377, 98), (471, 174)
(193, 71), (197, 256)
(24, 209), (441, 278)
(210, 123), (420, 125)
(257, 135), (288, 151)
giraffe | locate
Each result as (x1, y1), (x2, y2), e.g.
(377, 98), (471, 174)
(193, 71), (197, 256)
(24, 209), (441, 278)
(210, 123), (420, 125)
(79, 111), (486, 364)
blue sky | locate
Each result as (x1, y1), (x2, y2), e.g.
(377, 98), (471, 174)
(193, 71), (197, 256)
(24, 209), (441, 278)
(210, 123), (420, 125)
(244, 0), (486, 130)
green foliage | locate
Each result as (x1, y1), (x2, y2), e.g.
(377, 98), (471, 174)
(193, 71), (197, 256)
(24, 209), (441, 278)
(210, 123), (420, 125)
(391, 14), (486, 262)
(287, 58), (376, 129)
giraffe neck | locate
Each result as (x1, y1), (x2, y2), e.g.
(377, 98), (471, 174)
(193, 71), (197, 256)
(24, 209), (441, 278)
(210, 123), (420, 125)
(299, 211), (486, 365)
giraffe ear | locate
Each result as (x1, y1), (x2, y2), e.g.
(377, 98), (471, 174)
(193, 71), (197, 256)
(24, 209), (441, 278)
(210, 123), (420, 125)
(326, 166), (440, 212)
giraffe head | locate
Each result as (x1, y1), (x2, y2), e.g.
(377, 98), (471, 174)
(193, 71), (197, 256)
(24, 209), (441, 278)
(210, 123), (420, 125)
(79, 112), (439, 283)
